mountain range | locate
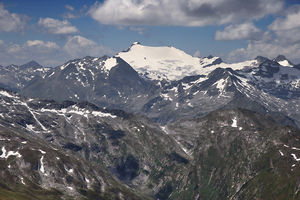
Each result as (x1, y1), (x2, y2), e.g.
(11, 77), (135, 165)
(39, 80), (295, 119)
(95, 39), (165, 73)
(4, 42), (299, 126)
(1, 42), (300, 199)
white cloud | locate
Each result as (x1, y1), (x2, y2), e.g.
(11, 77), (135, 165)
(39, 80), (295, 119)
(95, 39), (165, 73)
(0, 36), (113, 66)
(228, 40), (300, 63)
(215, 23), (263, 40)
(25, 40), (59, 49)
(227, 5), (300, 64)
(65, 5), (74, 11)
(129, 27), (145, 35)
(38, 17), (78, 34)
(269, 6), (300, 31)
(7, 44), (22, 54)
(89, 0), (283, 26)
(268, 5), (300, 44)
(0, 3), (28, 32)
(63, 35), (114, 58)
(63, 13), (77, 19)
(0, 40), (60, 66)
(63, 4), (79, 19)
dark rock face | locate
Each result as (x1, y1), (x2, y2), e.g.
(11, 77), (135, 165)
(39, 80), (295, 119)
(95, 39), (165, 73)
(20, 60), (43, 69)
(0, 89), (188, 199)
(63, 143), (83, 151)
(255, 60), (280, 78)
(295, 63), (300, 70)
(2, 84), (300, 199)
(168, 152), (189, 164)
(116, 155), (139, 181)
(165, 109), (300, 200)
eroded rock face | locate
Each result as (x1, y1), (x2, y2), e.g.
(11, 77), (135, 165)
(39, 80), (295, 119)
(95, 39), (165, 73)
(0, 88), (188, 199)
(165, 109), (300, 200)
(1, 88), (300, 200)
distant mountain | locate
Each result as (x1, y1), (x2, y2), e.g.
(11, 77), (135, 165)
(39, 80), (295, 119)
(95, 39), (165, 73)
(116, 42), (222, 81)
(294, 63), (300, 70)
(21, 56), (154, 112)
(17, 43), (300, 127)
(0, 61), (50, 91)
(273, 55), (294, 67)
(20, 60), (43, 69)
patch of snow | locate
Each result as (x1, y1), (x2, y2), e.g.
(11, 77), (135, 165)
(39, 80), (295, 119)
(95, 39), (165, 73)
(239, 127), (243, 131)
(161, 93), (172, 101)
(103, 57), (117, 71)
(91, 111), (117, 118)
(40, 156), (45, 174)
(214, 78), (226, 91)
(60, 63), (69, 70)
(0, 90), (15, 98)
(279, 150), (284, 156)
(66, 168), (74, 173)
(26, 124), (35, 132)
(278, 60), (292, 67)
(85, 177), (90, 183)
(291, 153), (300, 162)
(170, 86), (178, 93)
(21, 141), (27, 144)
(67, 186), (73, 190)
(182, 83), (193, 90)
(39, 149), (46, 154)
(231, 117), (238, 128)
(48, 71), (55, 78)
(41, 106), (117, 119)
(292, 147), (300, 151)
(77, 62), (86, 71)
(0, 146), (22, 159)
(89, 69), (95, 80)
(193, 91), (199, 95)
(160, 126), (168, 134)
(22, 102), (48, 132)
(20, 177), (25, 185)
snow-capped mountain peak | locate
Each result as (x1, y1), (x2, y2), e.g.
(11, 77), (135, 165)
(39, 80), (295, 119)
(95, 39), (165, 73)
(274, 55), (294, 67)
(132, 41), (141, 45)
(116, 43), (222, 80)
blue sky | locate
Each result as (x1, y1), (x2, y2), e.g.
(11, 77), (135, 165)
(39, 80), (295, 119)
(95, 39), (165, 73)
(0, 0), (300, 66)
